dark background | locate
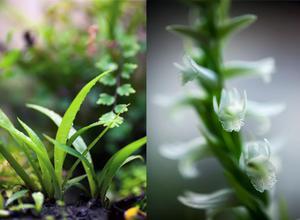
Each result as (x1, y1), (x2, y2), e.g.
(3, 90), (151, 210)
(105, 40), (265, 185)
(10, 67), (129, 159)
(148, 1), (300, 219)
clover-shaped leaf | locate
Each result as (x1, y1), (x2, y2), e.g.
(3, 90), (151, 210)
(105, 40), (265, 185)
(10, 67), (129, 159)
(117, 84), (136, 96)
(114, 104), (129, 114)
(99, 111), (124, 128)
(96, 93), (115, 106)
(99, 74), (117, 86)
(121, 63), (138, 79)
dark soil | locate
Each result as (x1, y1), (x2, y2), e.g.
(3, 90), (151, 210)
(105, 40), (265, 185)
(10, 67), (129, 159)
(3, 194), (145, 220)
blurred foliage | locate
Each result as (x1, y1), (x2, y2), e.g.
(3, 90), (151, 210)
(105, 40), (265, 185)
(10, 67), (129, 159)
(110, 163), (146, 199)
(0, 131), (36, 189)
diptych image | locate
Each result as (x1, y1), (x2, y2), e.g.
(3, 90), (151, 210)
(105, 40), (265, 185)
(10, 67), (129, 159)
(0, 0), (300, 219)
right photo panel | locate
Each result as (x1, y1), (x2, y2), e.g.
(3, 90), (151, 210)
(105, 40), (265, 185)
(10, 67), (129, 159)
(148, 1), (300, 219)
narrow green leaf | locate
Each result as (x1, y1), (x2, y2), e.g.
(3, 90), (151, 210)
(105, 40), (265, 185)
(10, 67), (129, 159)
(45, 136), (98, 197)
(26, 104), (92, 163)
(9, 204), (35, 211)
(0, 142), (37, 192)
(0, 111), (44, 191)
(63, 110), (125, 188)
(166, 25), (207, 44)
(64, 175), (87, 192)
(5, 190), (28, 207)
(67, 121), (102, 147)
(121, 155), (144, 166)
(54, 70), (111, 183)
(0, 110), (60, 199)
(219, 15), (257, 39)
(0, 194), (3, 209)
(18, 119), (53, 196)
(66, 175), (87, 186)
(98, 137), (146, 204)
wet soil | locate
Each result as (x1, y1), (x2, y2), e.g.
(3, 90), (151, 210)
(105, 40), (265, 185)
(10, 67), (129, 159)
(3, 194), (145, 220)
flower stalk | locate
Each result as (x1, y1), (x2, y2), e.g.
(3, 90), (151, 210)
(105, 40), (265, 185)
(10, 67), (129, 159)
(166, 0), (284, 219)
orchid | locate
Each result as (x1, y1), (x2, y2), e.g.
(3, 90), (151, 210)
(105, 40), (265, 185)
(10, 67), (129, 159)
(240, 139), (277, 193)
(213, 88), (247, 132)
(163, 0), (287, 219)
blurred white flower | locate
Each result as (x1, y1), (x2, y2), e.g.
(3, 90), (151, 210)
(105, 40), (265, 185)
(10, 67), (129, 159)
(224, 58), (275, 83)
(240, 139), (277, 193)
(213, 88), (247, 132)
(246, 101), (285, 134)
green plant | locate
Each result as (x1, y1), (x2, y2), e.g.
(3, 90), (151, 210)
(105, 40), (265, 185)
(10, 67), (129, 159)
(0, 0), (145, 156)
(162, 0), (287, 219)
(0, 71), (146, 206)
(110, 163), (146, 199)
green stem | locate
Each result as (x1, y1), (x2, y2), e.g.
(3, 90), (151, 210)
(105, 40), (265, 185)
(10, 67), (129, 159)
(62, 125), (111, 188)
(192, 1), (271, 219)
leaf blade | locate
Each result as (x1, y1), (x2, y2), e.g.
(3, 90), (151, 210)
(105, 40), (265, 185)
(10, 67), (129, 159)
(98, 137), (146, 204)
(54, 70), (111, 182)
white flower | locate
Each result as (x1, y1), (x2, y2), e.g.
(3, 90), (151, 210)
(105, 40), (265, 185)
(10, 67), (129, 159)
(240, 139), (277, 193)
(213, 88), (247, 132)
(225, 58), (275, 83)
(160, 137), (211, 178)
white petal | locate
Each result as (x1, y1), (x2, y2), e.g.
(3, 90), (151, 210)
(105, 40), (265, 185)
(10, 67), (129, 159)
(247, 101), (285, 117)
(213, 96), (219, 113)
(159, 137), (205, 160)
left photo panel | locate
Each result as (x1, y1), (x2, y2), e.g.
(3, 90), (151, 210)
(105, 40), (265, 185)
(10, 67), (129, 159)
(0, 1), (146, 219)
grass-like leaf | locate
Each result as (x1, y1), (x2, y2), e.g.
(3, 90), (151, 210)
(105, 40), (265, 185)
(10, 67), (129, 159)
(63, 109), (127, 188)
(18, 119), (53, 197)
(0, 142), (37, 192)
(45, 136), (98, 197)
(53, 70), (111, 184)
(166, 25), (207, 44)
(0, 109), (61, 198)
(98, 136), (146, 205)
(67, 121), (102, 146)
(26, 104), (92, 163)
(9, 204), (35, 211)
(5, 190), (28, 207)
